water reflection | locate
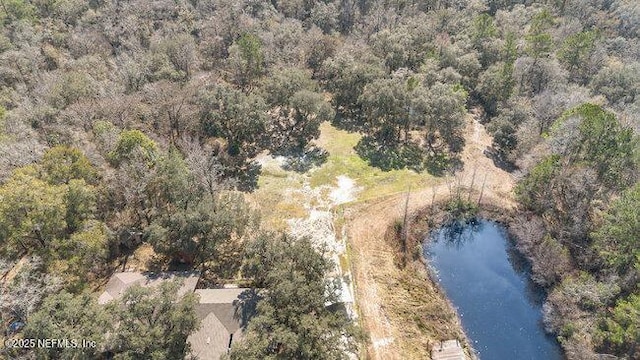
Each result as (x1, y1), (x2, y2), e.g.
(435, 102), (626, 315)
(505, 240), (547, 306)
(425, 219), (563, 360)
(435, 219), (483, 249)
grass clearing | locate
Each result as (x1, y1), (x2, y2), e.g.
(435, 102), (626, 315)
(251, 173), (308, 230)
(249, 115), (512, 359)
(310, 154), (436, 201)
(252, 121), (439, 228)
(310, 122), (438, 201)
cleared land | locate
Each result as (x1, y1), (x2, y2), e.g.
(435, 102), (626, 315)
(249, 113), (517, 359)
(345, 113), (516, 359)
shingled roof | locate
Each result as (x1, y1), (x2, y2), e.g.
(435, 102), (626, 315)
(98, 271), (200, 304)
(188, 288), (258, 360)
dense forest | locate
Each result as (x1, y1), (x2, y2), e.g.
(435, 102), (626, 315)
(0, 0), (638, 359)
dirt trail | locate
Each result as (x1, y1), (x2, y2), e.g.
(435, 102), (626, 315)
(345, 113), (516, 359)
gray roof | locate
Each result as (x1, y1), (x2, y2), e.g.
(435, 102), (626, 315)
(188, 288), (258, 360)
(98, 271), (200, 304)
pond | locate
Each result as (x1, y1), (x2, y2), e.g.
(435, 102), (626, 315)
(424, 219), (563, 360)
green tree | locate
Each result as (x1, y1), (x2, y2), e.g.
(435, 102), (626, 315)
(557, 30), (599, 83)
(595, 294), (640, 359)
(0, 0), (36, 24)
(107, 281), (200, 360)
(515, 154), (561, 213)
(228, 33), (265, 90)
(275, 89), (333, 153)
(523, 9), (555, 94)
(370, 29), (416, 72)
(41, 146), (98, 185)
(503, 32), (518, 65)
(198, 83), (268, 159)
(50, 220), (109, 289)
(320, 47), (384, 130)
(491, 120), (518, 159)
(0, 166), (67, 254)
(561, 103), (637, 188)
(147, 192), (258, 276)
(228, 234), (358, 359)
(592, 183), (640, 276)
(422, 82), (467, 154)
(24, 292), (110, 360)
(472, 13), (497, 47)
(471, 13), (500, 68)
(0, 157), (105, 289)
(358, 77), (412, 147)
(261, 67), (317, 107)
(525, 9), (554, 60)
(107, 129), (158, 167)
(476, 62), (514, 116)
(63, 179), (97, 234)
(49, 71), (94, 109)
(147, 147), (199, 211)
(355, 77), (466, 171)
(261, 68), (333, 155)
(354, 76), (428, 171)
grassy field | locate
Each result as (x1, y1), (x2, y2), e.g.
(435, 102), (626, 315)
(249, 121), (485, 359)
(311, 122), (438, 201)
(250, 122), (439, 228)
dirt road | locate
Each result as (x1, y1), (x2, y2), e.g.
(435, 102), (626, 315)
(345, 113), (517, 359)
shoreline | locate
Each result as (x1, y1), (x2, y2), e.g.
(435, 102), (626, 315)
(405, 197), (568, 360)
(405, 201), (516, 360)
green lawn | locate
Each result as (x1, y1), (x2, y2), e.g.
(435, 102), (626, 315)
(310, 122), (436, 201)
(251, 122), (437, 228)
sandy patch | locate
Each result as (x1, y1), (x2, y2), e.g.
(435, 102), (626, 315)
(329, 175), (361, 205)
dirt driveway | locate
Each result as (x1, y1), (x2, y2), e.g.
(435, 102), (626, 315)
(345, 112), (517, 359)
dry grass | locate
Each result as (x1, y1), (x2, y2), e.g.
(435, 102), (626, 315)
(248, 115), (517, 359)
(250, 168), (309, 230)
(342, 113), (517, 360)
(125, 243), (158, 271)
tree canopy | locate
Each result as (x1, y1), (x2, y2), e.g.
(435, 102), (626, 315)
(228, 234), (358, 359)
(1, 0), (639, 358)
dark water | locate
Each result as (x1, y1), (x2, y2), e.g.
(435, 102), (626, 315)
(424, 220), (563, 360)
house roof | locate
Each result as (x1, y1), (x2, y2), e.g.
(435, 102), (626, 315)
(188, 288), (258, 360)
(98, 272), (257, 359)
(188, 311), (245, 360)
(97, 271), (200, 304)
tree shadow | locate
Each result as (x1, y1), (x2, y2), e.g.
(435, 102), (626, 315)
(280, 146), (329, 173)
(226, 160), (261, 192)
(505, 240), (547, 306)
(437, 218), (483, 250)
(331, 110), (367, 133)
(355, 136), (464, 177)
(483, 146), (519, 173)
(424, 152), (462, 176)
(234, 288), (261, 330)
(354, 136), (424, 172)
